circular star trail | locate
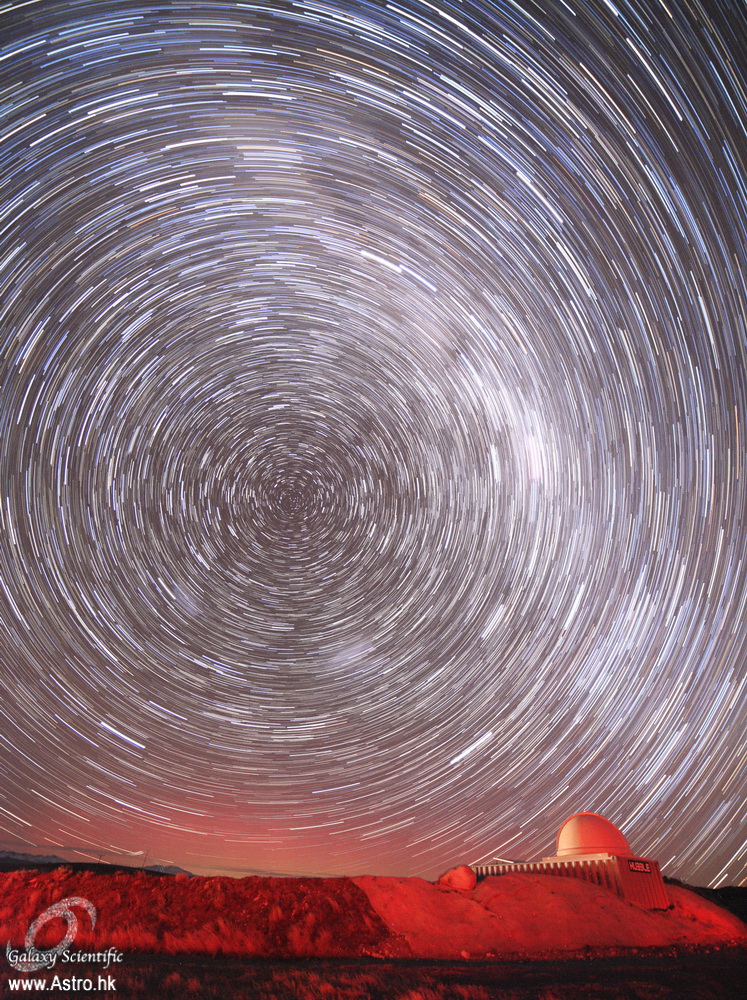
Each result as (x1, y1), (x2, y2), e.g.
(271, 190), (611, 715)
(0, 0), (745, 886)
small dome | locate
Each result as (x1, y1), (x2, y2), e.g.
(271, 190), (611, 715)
(555, 812), (632, 857)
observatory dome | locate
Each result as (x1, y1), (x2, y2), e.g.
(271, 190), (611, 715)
(555, 812), (632, 858)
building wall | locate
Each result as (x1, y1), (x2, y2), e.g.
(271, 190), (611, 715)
(474, 855), (670, 910)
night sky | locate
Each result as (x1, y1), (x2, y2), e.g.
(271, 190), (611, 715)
(0, 0), (745, 888)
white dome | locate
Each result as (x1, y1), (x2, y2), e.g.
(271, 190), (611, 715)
(555, 812), (632, 857)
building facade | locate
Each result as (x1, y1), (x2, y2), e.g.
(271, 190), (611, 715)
(474, 812), (670, 910)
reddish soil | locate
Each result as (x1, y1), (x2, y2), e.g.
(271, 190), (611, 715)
(0, 865), (744, 969)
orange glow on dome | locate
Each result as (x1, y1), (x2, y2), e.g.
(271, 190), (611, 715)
(555, 812), (632, 857)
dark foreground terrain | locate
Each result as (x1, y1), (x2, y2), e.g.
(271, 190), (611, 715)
(3, 950), (745, 999)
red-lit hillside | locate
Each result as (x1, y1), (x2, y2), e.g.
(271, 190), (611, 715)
(0, 866), (744, 960)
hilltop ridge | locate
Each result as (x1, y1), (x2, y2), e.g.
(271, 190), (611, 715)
(0, 865), (744, 960)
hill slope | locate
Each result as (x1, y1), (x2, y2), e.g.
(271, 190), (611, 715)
(0, 867), (744, 960)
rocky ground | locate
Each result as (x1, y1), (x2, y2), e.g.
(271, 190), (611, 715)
(1, 865), (744, 959)
(0, 865), (744, 997)
(1, 952), (745, 999)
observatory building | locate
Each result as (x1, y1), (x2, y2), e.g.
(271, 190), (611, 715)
(474, 812), (669, 910)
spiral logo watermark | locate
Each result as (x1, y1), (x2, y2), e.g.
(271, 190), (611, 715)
(6, 897), (99, 971)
